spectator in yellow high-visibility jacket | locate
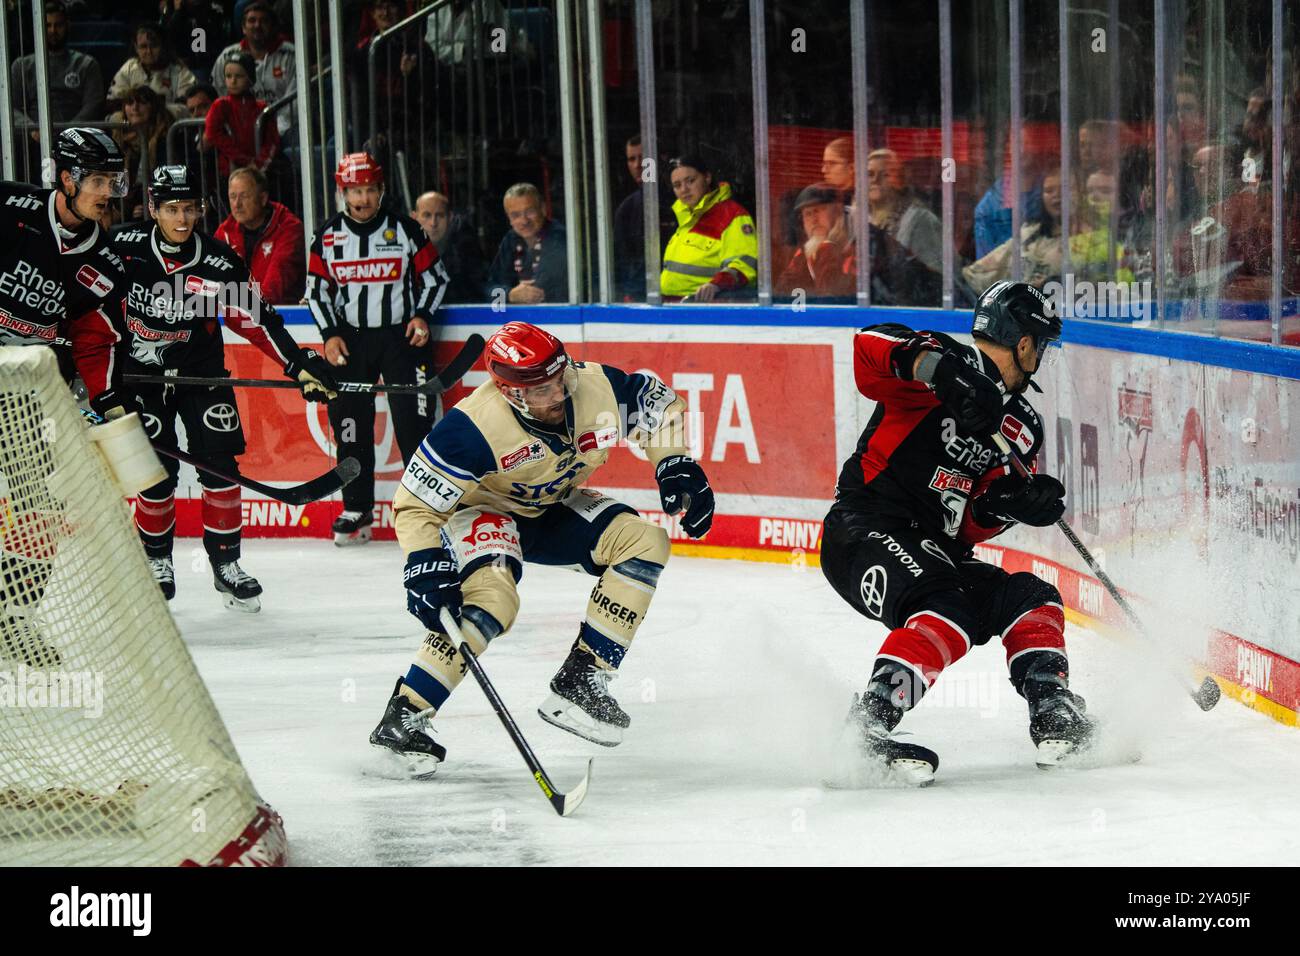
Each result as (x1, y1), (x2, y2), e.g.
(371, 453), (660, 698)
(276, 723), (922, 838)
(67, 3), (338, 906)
(661, 157), (758, 302)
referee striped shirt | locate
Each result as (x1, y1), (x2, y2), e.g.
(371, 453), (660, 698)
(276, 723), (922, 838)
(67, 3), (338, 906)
(306, 209), (449, 336)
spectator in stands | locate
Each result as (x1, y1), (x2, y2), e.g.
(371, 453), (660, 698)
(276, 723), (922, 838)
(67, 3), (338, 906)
(107, 22), (196, 118)
(963, 168), (1064, 294)
(1240, 88), (1272, 187)
(161, 0), (229, 80)
(1078, 119), (1121, 177)
(214, 166), (305, 304)
(487, 183), (568, 305)
(972, 142), (1044, 260)
(424, 0), (527, 66)
(1188, 143), (1234, 211)
(10, 1), (106, 141)
(185, 82), (217, 118)
(660, 156), (758, 302)
(211, 1), (296, 136)
(204, 53), (278, 178)
(613, 134), (674, 301)
(821, 137), (856, 197)
(775, 183), (847, 299)
(412, 190), (487, 304)
(1069, 168), (1134, 286)
(866, 148), (942, 276)
(110, 85), (174, 219)
(817, 202), (944, 305)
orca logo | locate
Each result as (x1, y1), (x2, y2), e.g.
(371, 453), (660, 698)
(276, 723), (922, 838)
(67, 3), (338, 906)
(920, 538), (955, 567)
(859, 565), (888, 618)
(140, 412), (162, 438)
(203, 403), (240, 433)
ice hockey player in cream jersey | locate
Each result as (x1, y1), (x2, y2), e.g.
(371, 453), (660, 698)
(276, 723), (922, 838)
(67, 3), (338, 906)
(368, 321), (716, 774)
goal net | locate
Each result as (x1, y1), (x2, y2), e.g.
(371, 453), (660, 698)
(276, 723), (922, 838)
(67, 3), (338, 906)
(0, 346), (285, 866)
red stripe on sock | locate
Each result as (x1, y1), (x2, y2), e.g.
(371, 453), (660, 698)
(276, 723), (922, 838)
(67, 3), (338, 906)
(135, 493), (175, 537)
(878, 615), (970, 687)
(1002, 604), (1066, 664)
(202, 485), (242, 533)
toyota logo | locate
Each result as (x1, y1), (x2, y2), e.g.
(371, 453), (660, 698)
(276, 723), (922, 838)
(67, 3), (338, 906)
(140, 412), (162, 438)
(859, 565), (888, 618)
(202, 403), (240, 433)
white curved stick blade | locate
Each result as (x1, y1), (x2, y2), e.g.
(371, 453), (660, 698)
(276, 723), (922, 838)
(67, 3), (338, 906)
(560, 759), (594, 817)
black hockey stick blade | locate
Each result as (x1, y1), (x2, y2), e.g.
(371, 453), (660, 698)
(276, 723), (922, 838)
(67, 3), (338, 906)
(438, 608), (592, 817)
(151, 443), (362, 505)
(79, 407), (361, 504)
(433, 333), (485, 392)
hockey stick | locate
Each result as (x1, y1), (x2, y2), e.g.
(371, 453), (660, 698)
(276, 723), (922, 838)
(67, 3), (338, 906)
(80, 408), (361, 505)
(436, 607), (593, 817)
(990, 431), (1221, 711)
(124, 333), (487, 397)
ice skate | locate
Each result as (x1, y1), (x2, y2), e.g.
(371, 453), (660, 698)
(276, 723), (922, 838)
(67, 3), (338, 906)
(843, 691), (939, 788)
(539, 642), (629, 747)
(213, 560), (262, 613)
(148, 555), (176, 601)
(369, 679), (446, 779)
(1028, 681), (1095, 768)
(332, 510), (373, 547)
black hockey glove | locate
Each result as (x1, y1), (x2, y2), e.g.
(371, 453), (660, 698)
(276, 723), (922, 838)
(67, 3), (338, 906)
(655, 455), (714, 538)
(972, 473), (1066, 527)
(404, 547), (462, 631)
(285, 347), (340, 402)
(917, 350), (1004, 437)
(89, 387), (141, 421)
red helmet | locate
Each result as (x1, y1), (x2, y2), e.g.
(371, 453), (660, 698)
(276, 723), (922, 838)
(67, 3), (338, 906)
(334, 152), (383, 189)
(485, 322), (572, 415)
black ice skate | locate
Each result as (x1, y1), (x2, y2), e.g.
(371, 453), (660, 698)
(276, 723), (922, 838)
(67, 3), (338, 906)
(149, 555), (176, 601)
(332, 509), (373, 547)
(1027, 679), (1094, 768)
(212, 560), (262, 613)
(0, 611), (61, 668)
(847, 691), (939, 787)
(369, 679), (447, 779)
(538, 642), (630, 747)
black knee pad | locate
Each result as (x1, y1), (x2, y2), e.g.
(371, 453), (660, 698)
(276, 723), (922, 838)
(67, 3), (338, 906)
(1003, 572), (1063, 619)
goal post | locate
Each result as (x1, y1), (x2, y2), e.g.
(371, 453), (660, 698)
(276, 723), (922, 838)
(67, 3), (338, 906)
(0, 346), (285, 866)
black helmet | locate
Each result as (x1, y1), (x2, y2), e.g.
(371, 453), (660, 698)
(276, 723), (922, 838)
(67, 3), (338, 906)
(147, 165), (203, 206)
(971, 280), (1062, 348)
(52, 127), (128, 196)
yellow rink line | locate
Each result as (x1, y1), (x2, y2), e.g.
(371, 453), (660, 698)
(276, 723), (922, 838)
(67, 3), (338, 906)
(672, 542), (1298, 727)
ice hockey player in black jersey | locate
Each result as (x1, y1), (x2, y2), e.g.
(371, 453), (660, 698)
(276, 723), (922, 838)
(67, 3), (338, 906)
(113, 165), (339, 611)
(0, 128), (148, 667)
(306, 152), (450, 546)
(0, 127), (135, 417)
(821, 280), (1090, 785)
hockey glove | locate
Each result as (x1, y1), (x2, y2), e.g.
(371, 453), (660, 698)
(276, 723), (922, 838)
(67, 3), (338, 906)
(285, 347), (340, 402)
(917, 350), (1004, 437)
(655, 455), (714, 538)
(89, 387), (141, 421)
(972, 473), (1066, 527)
(404, 547), (462, 631)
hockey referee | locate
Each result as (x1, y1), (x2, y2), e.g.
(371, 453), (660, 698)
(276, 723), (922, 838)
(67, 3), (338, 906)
(307, 152), (450, 545)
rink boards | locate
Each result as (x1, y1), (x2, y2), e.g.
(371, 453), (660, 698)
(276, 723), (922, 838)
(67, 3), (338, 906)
(154, 304), (1300, 727)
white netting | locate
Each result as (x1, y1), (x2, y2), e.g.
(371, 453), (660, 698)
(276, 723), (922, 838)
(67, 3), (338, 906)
(0, 347), (283, 866)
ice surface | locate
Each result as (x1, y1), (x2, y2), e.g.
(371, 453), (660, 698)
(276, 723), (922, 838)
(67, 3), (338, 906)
(170, 540), (1299, 866)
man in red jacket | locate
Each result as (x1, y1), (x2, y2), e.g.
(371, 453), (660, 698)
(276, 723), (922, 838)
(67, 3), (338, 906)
(215, 166), (305, 304)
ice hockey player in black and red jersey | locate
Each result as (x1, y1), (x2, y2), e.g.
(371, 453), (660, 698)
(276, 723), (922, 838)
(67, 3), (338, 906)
(113, 164), (339, 611)
(0, 128), (149, 667)
(0, 127), (135, 418)
(821, 280), (1089, 785)
(306, 152), (450, 546)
